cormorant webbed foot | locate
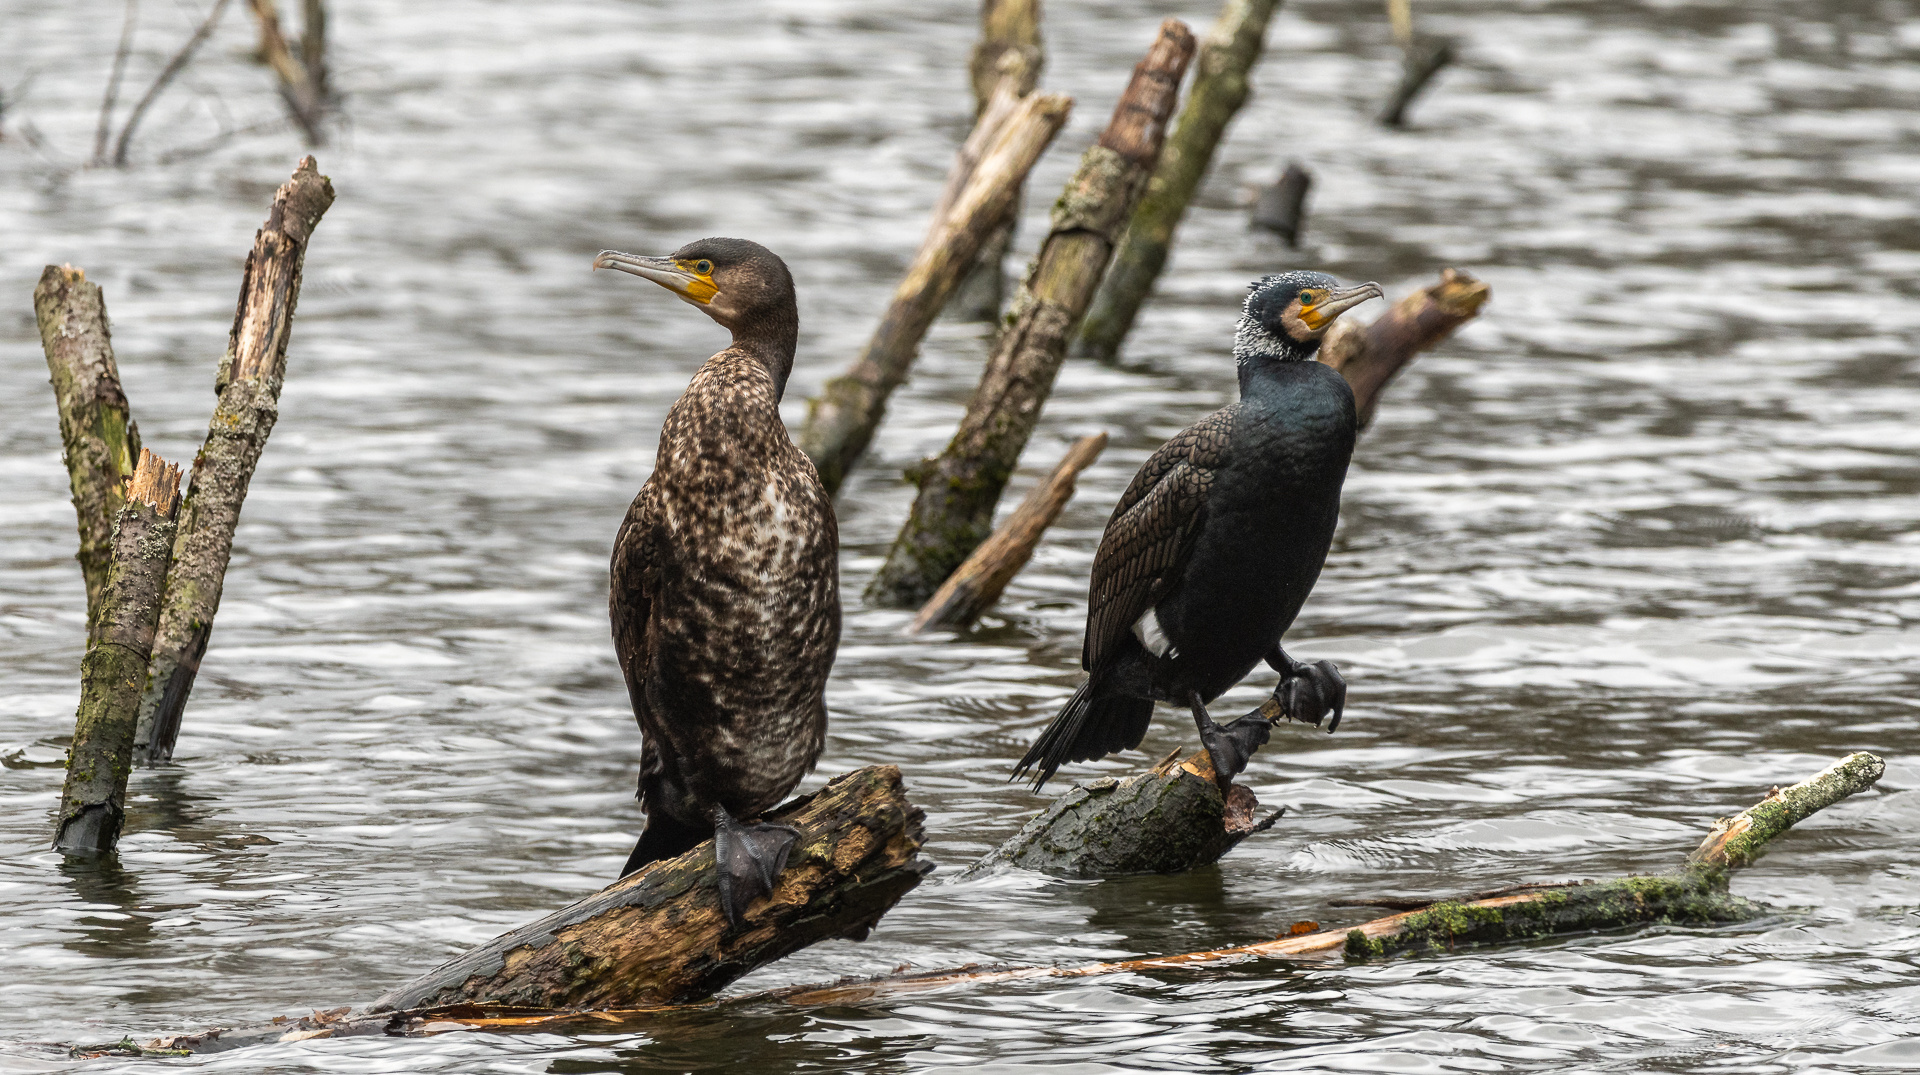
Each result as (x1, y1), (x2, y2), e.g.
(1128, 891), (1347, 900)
(1189, 691), (1269, 794)
(1276, 658), (1346, 733)
(712, 805), (800, 929)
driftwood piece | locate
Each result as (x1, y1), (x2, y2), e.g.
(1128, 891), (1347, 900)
(949, 0), (1047, 321)
(54, 450), (182, 856)
(1318, 267), (1489, 429)
(1250, 161), (1311, 245)
(867, 20), (1197, 608)
(134, 156), (335, 766)
(1074, 0), (1282, 363)
(784, 752), (1887, 1004)
(908, 432), (1106, 633)
(245, 0), (330, 143)
(35, 266), (143, 632)
(799, 89), (1073, 494)
(964, 748), (1281, 878)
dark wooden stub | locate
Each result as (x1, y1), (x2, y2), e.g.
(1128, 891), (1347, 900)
(134, 156), (335, 765)
(868, 19), (1198, 608)
(1250, 161), (1312, 246)
(1379, 36), (1454, 128)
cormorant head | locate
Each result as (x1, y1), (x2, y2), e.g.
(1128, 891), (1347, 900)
(1235, 271), (1384, 364)
(593, 237), (796, 340)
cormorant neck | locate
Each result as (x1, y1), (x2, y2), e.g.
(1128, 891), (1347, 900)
(728, 298), (799, 401)
(1233, 316), (1319, 394)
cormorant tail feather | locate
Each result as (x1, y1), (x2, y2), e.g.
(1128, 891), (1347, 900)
(1012, 680), (1154, 791)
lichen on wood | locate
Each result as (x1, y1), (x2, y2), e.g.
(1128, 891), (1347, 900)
(1075, 0), (1283, 363)
(867, 20), (1197, 608)
(134, 155), (335, 766)
(35, 265), (142, 632)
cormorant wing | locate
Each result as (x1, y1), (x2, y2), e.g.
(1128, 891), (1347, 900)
(1082, 405), (1237, 671)
(609, 483), (660, 724)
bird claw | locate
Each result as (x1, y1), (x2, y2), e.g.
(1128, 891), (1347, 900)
(1200, 715), (1272, 794)
(1275, 659), (1346, 733)
(712, 806), (799, 930)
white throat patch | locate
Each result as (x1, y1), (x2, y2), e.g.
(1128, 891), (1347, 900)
(1233, 316), (1293, 364)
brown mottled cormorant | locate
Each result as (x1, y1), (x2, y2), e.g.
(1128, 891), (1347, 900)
(1015, 271), (1383, 793)
(593, 237), (840, 926)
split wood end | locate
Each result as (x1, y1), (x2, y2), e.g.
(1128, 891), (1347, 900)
(126, 448), (182, 517)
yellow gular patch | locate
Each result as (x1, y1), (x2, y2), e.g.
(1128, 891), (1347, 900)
(678, 268), (719, 305)
(1297, 290), (1330, 330)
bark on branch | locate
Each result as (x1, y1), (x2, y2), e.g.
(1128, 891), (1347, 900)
(1319, 267), (1490, 429)
(867, 20), (1197, 608)
(948, 0), (1047, 321)
(1075, 0), (1283, 362)
(54, 449), (182, 856)
(799, 88), (1073, 493)
(134, 156), (335, 765)
(35, 265), (143, 632)
(908, 431), (1107, 633)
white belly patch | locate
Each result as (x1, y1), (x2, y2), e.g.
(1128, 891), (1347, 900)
(1133, 608), (1177, 659)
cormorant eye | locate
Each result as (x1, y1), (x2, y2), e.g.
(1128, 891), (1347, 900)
(1298, 290), (1315, 304)
(694, 260), (713, 275)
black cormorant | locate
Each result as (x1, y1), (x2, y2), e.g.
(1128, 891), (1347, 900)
(1015, 271), (1383, 793)
(594, 237), (840, 926)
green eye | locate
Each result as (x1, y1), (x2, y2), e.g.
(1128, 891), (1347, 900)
(1298, 290), (1315, 304)
(695, 260), (713, 274)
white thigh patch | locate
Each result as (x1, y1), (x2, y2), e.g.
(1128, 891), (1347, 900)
(1132, 608), (1177, 659)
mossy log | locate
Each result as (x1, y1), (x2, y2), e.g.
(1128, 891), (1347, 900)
(868, 20), (1197, 608)
(134, 156), (334, 766)
(54, 450), (182, 856)
(963, 748), (1281, 878)
(1319, 267), (1489, 430)
(34, 265), (142, 632)
(1074, 0), (1283, 363)
(908, 431), (1107, 633)
(799, 87), (1072, 494)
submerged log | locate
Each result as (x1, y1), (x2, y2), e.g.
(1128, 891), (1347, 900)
(799, 87), (1072, 494)
(868, 20), (1197, 608)
(35, 265), (143, 632)
(963, 747), (1281, 878)
(908, 431), (1106, 633)
(1319, 267), (1489, 429)
(1250, 161), (1311, 245)
(1074, 0), (1283, 363)
(134, 156), (334, 766)
(54, 450), (182, 856)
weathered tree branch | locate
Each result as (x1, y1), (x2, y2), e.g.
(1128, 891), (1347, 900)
(35, 265), (143, 632)
(1319, 267), (1489, 429)
(948, 0), (1046, 321)
(908, 432), (1106, 633)
(799, 89), (1073, 493)
(1378, 35), (1453, 128)
(867, 20), (1197, 608)
(1075, 0), (1282, 363)
(244, 0), (329, 144)
(54, 449), (181, 856)
(134, 156), (335, 765)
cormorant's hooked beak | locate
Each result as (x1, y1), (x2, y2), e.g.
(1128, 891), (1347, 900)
(1300, 281), (1385, 331)
(593, 250), (718, 306)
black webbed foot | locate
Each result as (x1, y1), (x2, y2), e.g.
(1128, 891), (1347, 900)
(1276, 658), (1346, 733)
(712, 805), (800, 929)
(1189, 691), (1270, 794)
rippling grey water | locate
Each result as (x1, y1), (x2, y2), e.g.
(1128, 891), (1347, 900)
(4, 0), (1919, 1070)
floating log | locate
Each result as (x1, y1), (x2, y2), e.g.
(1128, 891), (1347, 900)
(35, 265), (142, 632)
(1250, 161), (1311, 245)
(962, 747), (1280, 878)
(1318, 267), (1489, 429)
(908, 431), (1106, 633)
(799, 85), (1072, 494)
(134, 156), (335, 765)
(54, 450), (182, 856)
(867, 20), (1197, 608)
(244, 0), (331, 144)
(1074, 0), (1283, 363)
(949, 0), (1047, 322)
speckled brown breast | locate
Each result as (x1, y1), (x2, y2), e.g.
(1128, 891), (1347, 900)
(610, 349), (839, 825)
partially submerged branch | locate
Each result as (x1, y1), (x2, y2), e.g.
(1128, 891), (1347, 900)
(135, 156), (335, 765)
(1318, 268), (1489, 429)
(949, 0), (1047, 321)
(245, 0), (330, 144)
(1250, 161), (1311, 246)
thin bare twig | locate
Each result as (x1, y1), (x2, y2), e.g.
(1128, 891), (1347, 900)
(111, 0), (233, 167)
(94, 0), (141, 164)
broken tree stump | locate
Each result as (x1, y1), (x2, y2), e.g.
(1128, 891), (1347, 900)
(867, 19), (1197, 608)
(964, 748), (1281, 878)
(370, 765), (930, 1012)
(908, 431), (1107, 633)
(35, 265), (143, 633)
(799, 85), (1072, 494)
(1319, 267), (1489, 429)
(1074, 0), (1283, 363)
(1250, 161), (1311, 245)
(54, 449), (182, 856)
(134, 156), (334, 766)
